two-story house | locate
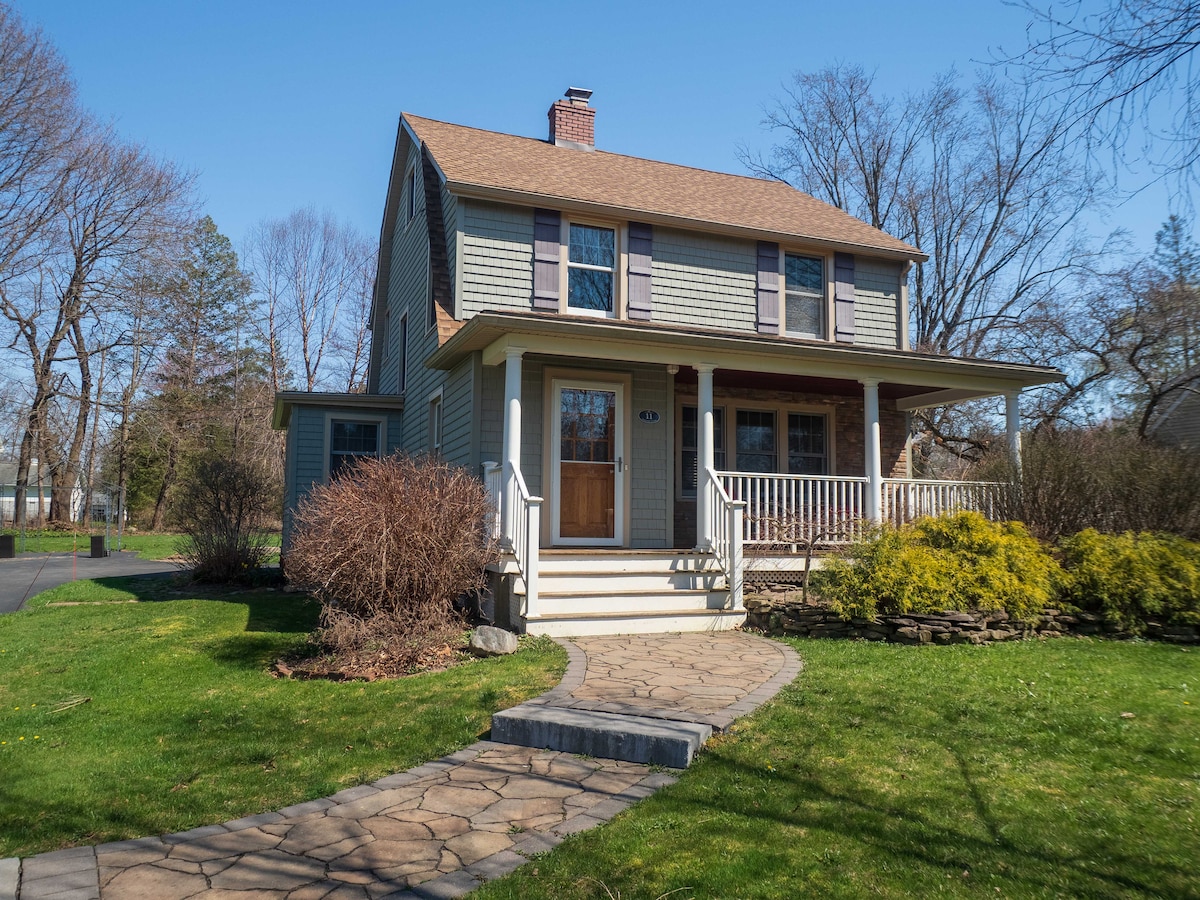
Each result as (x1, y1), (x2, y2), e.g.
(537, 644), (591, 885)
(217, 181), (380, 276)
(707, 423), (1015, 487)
(274, 88), (1062, 636)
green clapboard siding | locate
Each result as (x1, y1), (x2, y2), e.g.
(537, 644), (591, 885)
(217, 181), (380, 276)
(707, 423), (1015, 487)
(651, 228), (758, 331)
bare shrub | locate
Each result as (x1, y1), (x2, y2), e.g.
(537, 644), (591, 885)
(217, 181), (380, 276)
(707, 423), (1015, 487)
(285, 454), (497, 670)
(984, 428), (1200, 541)
(176, 456), (275, 582)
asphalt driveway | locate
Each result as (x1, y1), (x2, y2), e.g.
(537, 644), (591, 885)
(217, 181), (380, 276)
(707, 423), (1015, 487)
(0, 550), (180, 613)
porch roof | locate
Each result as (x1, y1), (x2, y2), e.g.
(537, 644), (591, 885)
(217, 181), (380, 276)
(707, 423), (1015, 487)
(425, 312), (1064, 408)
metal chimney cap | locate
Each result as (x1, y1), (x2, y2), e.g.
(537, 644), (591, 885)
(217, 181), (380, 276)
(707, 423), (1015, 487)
(564, 87), (593, 106)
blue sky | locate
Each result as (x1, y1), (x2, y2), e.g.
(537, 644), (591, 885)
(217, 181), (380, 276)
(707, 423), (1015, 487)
(17, 0), (1176, 255)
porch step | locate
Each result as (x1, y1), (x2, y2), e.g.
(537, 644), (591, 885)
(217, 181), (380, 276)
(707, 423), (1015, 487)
(523, 607), (746, 637)
(535, 588), (729, 616)
(492, 703), (712, 768)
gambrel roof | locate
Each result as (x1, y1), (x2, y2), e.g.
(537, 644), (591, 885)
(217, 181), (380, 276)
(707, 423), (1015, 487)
(403, 114), (924, 261)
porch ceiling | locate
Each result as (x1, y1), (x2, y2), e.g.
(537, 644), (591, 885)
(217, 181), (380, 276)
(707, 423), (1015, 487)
(426, 312), (1064, 406)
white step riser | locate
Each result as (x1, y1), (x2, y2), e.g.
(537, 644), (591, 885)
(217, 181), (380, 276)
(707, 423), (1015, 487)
(536, 591), (730, 616)
(525, 612), (746, 637)
(535, 572), (724, 593)
(537, 554), (719, 575)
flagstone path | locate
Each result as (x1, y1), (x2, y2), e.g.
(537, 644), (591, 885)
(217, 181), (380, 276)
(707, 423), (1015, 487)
(5, 632), (800, 899)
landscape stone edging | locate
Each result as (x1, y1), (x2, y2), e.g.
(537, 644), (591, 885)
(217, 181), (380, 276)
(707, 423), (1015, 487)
(742, 590), (1200, 645)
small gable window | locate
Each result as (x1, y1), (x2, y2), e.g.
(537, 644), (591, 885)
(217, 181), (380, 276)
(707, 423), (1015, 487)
(784, 254), (825, 338)
(567, 223), (616, 314)
(405, 167), (418, 224)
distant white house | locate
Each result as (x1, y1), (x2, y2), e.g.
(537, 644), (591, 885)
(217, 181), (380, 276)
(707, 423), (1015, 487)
(0, 460), (82, 526)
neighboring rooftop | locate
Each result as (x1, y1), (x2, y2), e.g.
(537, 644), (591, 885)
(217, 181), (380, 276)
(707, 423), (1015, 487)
(403, 108), (923, 261)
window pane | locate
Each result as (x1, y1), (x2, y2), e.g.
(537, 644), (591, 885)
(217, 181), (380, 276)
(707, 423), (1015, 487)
(568, 268), (613, 311)
(788, 413), (827, 475)
(785, 254), (823, 293)
(735, 410), (776, 472)
(568, 224), (615, 267)
(331, 421), (378, 454)
(785, 294), (822, 336)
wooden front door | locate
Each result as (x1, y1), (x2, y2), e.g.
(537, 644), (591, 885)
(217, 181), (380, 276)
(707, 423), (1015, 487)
(551, 379), (624, 545)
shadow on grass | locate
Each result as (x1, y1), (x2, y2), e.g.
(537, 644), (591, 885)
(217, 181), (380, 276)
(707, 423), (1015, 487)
(669, 737), (1198, 899)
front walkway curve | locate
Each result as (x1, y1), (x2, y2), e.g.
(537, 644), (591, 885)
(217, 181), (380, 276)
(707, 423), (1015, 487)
(6, 632), (800, 900)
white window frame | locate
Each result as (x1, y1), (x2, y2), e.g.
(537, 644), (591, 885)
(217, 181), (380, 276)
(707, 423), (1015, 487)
(780, 250), (833, 339)
(324, 413), (385, 482)
(561, 218), (623, 318)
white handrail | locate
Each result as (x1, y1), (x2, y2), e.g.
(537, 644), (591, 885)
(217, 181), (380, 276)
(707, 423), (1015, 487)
(509, 464), (542, 621)
(705, 467), (745, 611)
(482, 461), (503, 541)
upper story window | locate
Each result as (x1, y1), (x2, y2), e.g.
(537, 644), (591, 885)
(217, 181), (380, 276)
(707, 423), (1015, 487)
(567, 223), (616, 314)
(330, 419), (380, 479)
(405, 167), (418, 224)
(784, 253), (824, 337)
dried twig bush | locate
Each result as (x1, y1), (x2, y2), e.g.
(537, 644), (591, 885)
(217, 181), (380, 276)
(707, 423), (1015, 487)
(285, 453), (497, 671)
(176, 456), (275, 582)
(982, 428), (1200, 541)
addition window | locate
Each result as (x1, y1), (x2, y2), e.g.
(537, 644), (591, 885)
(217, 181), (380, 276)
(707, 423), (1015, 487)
(329, 419), (380, 479)
(567, 223), (616, 314)
(680, 406), (727, 497)
(784, 253), (825, 338)
(735, 410), (778, 473)
(787, 413), (828, 475)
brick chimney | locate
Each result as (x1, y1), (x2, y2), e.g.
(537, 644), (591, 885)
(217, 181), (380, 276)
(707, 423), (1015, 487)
(548, 87), (595, 150)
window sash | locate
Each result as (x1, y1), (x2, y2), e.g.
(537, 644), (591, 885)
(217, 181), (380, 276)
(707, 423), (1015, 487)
(567, 224), (615, 312)
(735, 409), (778, 473)
(783, 253), (825, 337)
(330, 420), (379, 479)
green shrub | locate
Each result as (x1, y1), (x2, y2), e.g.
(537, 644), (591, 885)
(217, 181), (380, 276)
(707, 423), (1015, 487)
(813, 511), (1061, 622)
(1058, 530), (1200, 633)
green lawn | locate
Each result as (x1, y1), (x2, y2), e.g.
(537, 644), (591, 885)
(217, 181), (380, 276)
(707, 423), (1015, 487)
(476, 638), (1200, 900)
(0, 578), (565, 858)
(0, 530), (262, 559)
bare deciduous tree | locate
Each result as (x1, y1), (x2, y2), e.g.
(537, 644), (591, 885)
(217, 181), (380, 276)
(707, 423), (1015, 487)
(243, 207), (375, 394)
(1007, 0), (1200, 192)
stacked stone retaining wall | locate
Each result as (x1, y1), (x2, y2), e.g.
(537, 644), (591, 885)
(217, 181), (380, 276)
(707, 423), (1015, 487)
(743, 588), (1200, 645)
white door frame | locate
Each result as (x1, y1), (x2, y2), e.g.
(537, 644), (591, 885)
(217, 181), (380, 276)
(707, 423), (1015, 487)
(550, 376), (626, 547)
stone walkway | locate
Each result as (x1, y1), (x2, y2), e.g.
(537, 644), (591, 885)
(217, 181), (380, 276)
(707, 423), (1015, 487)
(5, 632), (800, 899)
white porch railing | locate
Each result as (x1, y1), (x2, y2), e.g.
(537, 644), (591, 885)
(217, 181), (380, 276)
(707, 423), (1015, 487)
(705, 467), (746, 610)
(719, 471), (870, 546)
(881, 478), (1006, 526)
(483, 460), (542, 620)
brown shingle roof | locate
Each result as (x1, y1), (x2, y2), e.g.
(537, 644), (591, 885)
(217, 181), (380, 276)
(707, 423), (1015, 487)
(404, 114), (922, 260)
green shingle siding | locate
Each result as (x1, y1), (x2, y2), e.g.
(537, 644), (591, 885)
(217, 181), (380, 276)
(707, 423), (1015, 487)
(462, 200), (534, 316)
(652, 228), (758, 331)
(853, 258), (902, 349)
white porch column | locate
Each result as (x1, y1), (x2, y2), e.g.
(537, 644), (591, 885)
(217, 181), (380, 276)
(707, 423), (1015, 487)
(696, 363), (716, 550)
(501, 347), (525, 549)
(1005, 390), (1022, 472)
(861, 378), (883, 525)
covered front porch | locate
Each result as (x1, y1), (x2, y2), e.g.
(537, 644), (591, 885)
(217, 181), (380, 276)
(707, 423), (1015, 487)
(429, 312), (1059, 634)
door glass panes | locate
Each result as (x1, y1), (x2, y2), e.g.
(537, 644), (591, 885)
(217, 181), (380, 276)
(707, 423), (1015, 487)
(735, 409), (777, 473)
(330, 420), (379, 478)
(785, 254), (823, 336)
(788, 413), (828, 475)
(560, 389), (615, 462)
(567, 224), (615, 312)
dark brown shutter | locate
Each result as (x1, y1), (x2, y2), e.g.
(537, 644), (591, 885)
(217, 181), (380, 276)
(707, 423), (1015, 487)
(532, 209), (561, 311)
(834, 252), (856, 343)
(757, 241), (780, 334)
(627, 222), (653, 321)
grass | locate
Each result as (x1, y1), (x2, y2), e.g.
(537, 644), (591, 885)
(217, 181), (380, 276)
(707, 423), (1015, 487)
(475, 638), (1200, 900)
(0, 576), (565, 858)
(0, 529), (273, 560)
